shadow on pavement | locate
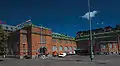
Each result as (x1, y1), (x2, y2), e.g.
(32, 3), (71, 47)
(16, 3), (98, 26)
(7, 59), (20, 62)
(0, 59), (3, 61)
(76, 60), (82, 62)
(98, 62), (107, 64)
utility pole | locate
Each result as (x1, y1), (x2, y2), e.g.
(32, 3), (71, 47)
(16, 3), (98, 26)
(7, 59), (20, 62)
(87, 0), (94, 61)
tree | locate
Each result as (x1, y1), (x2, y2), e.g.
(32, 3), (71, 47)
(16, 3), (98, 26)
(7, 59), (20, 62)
(0, 25), (9, 55)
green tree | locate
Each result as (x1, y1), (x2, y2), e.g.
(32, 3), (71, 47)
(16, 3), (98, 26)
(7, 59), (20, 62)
(0, 25), (9, 55)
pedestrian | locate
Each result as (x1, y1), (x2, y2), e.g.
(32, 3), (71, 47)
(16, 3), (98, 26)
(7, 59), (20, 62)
(3, 51), (6, 58)
(35, 53), (38, 59)
(45, 50), (49, 57)
(53, 51), (57, 57)
(38, 53), (41, 59)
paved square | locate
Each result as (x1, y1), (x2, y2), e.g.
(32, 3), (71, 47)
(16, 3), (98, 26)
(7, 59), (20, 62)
(0, 55), (120, 66)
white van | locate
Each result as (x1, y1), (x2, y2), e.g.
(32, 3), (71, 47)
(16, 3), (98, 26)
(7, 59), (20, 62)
(58, 53), (67, 57)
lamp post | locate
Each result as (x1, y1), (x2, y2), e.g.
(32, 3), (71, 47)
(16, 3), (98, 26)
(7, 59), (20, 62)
(87, 0), (94, 61)
(40, 25), (44, 54)
(41, 25), (43, 44)
(118, 35), (120, 55)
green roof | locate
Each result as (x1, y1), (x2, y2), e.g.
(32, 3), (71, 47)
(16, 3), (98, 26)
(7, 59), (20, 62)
(23, 24), (51, 30)
(77, 30), (120, 38)
(52, 32), (75, 40)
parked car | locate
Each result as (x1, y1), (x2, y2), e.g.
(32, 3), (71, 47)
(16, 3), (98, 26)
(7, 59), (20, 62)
(58, 53), (67, 57)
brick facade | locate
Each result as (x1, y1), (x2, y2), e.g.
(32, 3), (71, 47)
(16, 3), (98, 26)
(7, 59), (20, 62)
(0, 22), (76, 59)
(17, 26), (76, 59)
(76, 26), (120, 55)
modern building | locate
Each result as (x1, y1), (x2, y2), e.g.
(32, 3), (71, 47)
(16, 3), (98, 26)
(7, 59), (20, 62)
(76, 25), (120, 55)
(0, 20), (76, 59)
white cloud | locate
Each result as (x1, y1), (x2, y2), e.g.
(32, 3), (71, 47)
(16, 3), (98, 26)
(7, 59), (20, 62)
(82, 10), (98, 20)
(101, 22), (104, 24)
(97, 22), (99, 25)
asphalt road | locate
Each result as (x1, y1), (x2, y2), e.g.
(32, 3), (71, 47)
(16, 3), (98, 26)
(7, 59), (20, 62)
(0, 55), (120, 66)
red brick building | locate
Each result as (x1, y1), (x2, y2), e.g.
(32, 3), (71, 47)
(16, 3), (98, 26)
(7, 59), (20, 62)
(76, 25), (120, 55)
(3, 23), (76, 59)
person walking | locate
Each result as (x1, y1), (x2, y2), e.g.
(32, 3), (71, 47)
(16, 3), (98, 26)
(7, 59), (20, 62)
(35, 53), (38, 59)
(3, 51), (6, 58)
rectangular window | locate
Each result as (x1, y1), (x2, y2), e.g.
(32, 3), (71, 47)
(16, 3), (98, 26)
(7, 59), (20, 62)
(40, 28), (46, 44)
(62, 40), (64, 44)
(21, 34), (27, 43)
(74, 42), (76, 44)
(65, 40), (67, 44)
(58, 39), (60, 43)
(72, 41), (74, 44)
(42, 29), (46, 34)
(67, 41), (69, 44)
(70, 41), (72, 44)
(52, 39), (56, 42)
(60, 40), (62, 43)
(40, 35), (46, 44)
(68, 41), (71, 44)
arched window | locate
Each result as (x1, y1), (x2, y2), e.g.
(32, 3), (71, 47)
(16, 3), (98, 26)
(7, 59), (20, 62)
(109, 44), (112, 48)
(101, 44), (106, 49)
(69, 46), (72, 51)
(101, 43), (105, 49)
(64, 47), (68, 51)
(103, 45), (106, 49)
(52, 46), (57, 52)
(59, 46), (63, 51)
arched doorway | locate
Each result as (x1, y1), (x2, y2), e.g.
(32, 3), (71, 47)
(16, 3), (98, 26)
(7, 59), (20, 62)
(69, 46), (72, 51)
(38, 46), (47, 55)
(52, 46), (57, 52)
(64, 46), (68, 51)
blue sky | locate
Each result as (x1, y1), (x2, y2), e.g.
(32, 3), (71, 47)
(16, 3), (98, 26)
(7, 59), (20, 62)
(0, 0), (120, 37)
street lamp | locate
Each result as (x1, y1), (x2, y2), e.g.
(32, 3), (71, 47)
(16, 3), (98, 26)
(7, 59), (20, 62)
(87, 0), (94, 62)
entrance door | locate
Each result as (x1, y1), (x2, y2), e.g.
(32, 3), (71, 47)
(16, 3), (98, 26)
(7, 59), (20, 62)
(38, 46), (47, 55)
